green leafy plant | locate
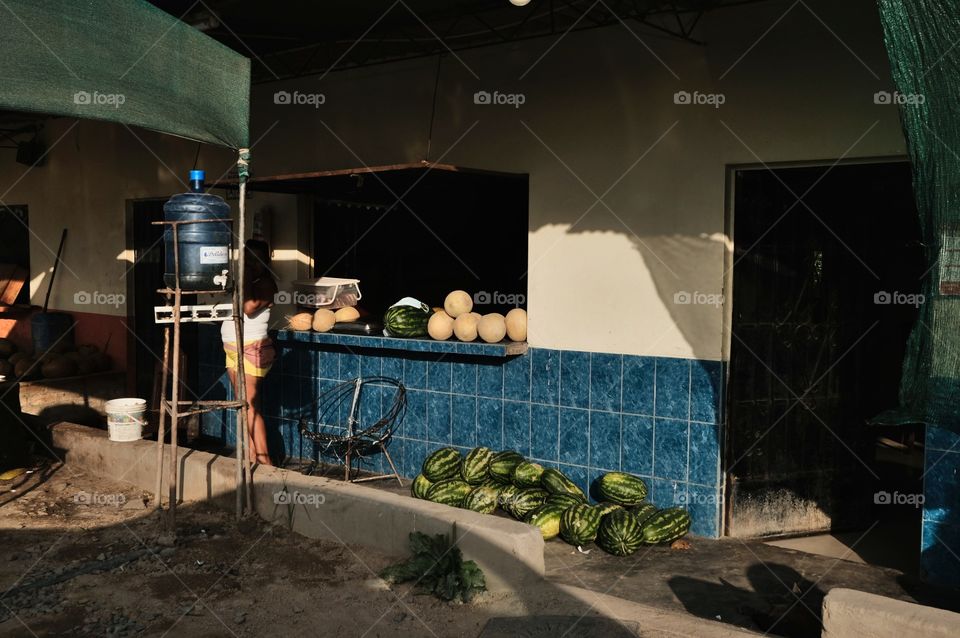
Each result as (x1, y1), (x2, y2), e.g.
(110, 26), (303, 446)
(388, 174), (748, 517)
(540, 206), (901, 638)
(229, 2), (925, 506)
(379, 529), (486, 602)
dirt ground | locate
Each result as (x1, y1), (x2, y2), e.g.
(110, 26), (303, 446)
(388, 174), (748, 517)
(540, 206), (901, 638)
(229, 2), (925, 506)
(0, 461), (535, 638)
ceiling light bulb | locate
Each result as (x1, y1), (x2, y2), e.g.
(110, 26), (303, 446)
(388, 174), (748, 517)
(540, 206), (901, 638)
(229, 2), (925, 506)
(509, 0), (531, 6)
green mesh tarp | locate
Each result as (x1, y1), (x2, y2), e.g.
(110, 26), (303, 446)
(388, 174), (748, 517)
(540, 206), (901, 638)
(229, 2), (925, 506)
(0, 0), (249, 149)
(875, 0), (960, 432)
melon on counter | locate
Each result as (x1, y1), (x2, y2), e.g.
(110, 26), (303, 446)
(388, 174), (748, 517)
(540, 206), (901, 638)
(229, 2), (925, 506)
(443, 290), (473, 318)
(288, 312), (313, 331)
(334, 306), (360, 323)
(477, 313), (506, 343)
(41, 355), (77, 379)
(505, 308), (527, 341)
(428, 310), (455, 340)
(312, 309), (336, 332)
(453, 313), (480, 342)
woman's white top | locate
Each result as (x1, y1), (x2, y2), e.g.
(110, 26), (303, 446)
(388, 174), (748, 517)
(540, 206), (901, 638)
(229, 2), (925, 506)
(221, 306), (270, 343)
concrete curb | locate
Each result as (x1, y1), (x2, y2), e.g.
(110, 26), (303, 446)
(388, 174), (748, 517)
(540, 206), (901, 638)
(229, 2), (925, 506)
(48, 422), (544, 592)
(823, 588), (960, 638)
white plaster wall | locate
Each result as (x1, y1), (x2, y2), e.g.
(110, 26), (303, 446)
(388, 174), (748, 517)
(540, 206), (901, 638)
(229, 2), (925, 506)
(246, 0), (906, 360)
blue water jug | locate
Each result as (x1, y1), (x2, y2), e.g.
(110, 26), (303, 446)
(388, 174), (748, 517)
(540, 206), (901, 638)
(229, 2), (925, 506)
(163, 170), (233, 291)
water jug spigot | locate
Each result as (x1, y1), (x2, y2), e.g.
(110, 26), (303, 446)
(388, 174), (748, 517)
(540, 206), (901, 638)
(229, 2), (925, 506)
(213, 270), (229, 289)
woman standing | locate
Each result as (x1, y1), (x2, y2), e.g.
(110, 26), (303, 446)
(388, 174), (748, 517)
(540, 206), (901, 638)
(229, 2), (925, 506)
(222, 239), (278, 466)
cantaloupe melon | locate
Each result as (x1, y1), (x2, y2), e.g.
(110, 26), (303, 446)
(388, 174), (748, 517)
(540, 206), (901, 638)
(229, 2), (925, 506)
(453, 313), (480, 342)
(505, 308), (528, 342)
(0, 338), (15, 358)
(427, 311), (455, 340)
(288, 312), (313, 331)
(0, 360), (12, 378)
(7, 352), (28, 366)
(312, 309), (336, 332)
(14, 357), (36, 379)
(77, 344), (99, 357)
(334, 306), (360, 323)
(444, 290), (473, 318)
(477, 313), (507, 343)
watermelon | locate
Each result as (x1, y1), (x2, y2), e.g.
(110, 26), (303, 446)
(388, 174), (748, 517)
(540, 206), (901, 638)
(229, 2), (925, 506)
(425, 479), (473, 507)
(422, 447), (462, 481)
(497, 484), (521, 510)
(596, 472), (648, 506)
(541, 468), (587, 501)
(559, 504), (603, 546)
(546, 493), (583, 510)
(411, 474), (433, 499)
(593, 502), (623, 518)
(460, 447), (494, 484)
(596, 509), (645, 556)
(384, 303), (432, 337)
(489, 451), (524, 483)
(629, 502), (659, 526)
(463, 485), (499, 514)
(512, 461), (545, 488)
(641, 507), (691, 544)
(525, 504), (566, 540)
(506, 488), (549, 520)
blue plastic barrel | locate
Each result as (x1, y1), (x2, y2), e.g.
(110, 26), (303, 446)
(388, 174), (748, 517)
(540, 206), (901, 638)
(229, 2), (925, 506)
(31, 312), (74, 355)
(163, 172), (232, 291)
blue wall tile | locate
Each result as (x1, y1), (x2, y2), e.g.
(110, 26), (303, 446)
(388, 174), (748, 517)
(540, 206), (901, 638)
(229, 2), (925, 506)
(404, 390), (427, 440)
(531, 404), (559, 462)
(504, 400), (531, 455)
(654, 418), (689, 482)
(477, 398), (503, 449)
(560, 351), (590, 408)
(531, 349), (560, 405)
(404, 358), (428, 389)
(477, 361), (504, 398)
(381, 356), (403, 382)
(360, 384), (383, 428)
(402, 439), (427, 478)
(504, 354), (531, 402)
(684, 484), (721, 537)
(340, 351), (360, 381)
(590, 353), (622, 413)
(622, 414), (654, 476)
(691, 360), (722, 423)
(689, 422), (720, 487)
(360, 354), (382, 378)
(590, 411), (621, 471)
(427, 392), (452, 444)
(451, 395), (477, 448)
(317, 350), (339, 380)
(452, 361), (478, 395)
(926, 425), (960, 452)
(923, 449), (960, 526)
(427, 360), (452, 392)
(559, 408), (589, 466)
(655, 358), (690, 420)
(921, 520), (960, 587)
(651, 478), (687, 510)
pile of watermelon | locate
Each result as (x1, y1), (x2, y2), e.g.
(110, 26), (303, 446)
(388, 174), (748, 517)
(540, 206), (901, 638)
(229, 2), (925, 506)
(410, 446), (692, 556)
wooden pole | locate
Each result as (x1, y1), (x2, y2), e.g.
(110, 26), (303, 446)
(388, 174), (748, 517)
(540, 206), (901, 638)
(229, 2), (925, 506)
(154, 318), (171, 509)
(234, 178), (252, 519)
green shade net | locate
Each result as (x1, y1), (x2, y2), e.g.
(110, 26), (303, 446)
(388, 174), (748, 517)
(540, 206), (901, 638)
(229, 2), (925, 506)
(0, 0), (249, 149)
(874, 0), (960, 432)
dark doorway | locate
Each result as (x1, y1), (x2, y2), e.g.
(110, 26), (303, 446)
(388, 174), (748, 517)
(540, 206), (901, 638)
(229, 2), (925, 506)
(727, 161), (925, 569)
(0, 205), (30, 305)
(127, 200), (198, 405)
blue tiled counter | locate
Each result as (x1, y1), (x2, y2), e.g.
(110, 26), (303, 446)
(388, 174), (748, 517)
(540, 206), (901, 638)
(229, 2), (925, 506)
(196, 325), (725, 538)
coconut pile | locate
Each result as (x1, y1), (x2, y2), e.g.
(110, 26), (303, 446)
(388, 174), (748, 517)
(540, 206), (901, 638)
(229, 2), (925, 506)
(0, 338), (110, 381)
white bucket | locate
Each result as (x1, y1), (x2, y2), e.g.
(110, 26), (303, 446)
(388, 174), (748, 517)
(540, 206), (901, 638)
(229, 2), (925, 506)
(106, 398), (146, 442)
